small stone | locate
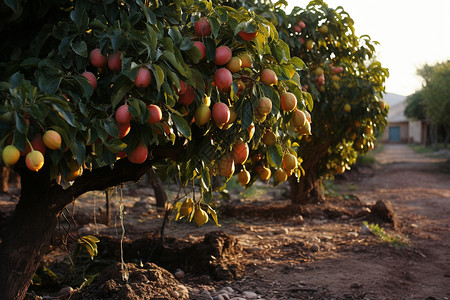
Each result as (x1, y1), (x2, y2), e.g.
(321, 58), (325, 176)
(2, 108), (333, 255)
(230, 298), (247, 300)
(174, 269), (185, 280)
(213, 295), (230, 300)
(171, 290), (180, 298)
(58, 286), (73, 297)
(290, 215), (305, 225)
(410, 223), (419, 228)
(201, 289), (212, 297)
(361, 223), (371, 235)
(350, 283), (363, 289)
(242, 291), (258, 299)
(273, 227), (289, 235)
(178, 285), (189, 298)
(348, 232), (358, 237)
(222, 287), (235, 293)
(341, 214), (350, 220)
(310, 244), (319, 252)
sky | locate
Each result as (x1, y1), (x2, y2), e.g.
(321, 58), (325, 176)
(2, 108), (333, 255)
(287, 0), (450, 96)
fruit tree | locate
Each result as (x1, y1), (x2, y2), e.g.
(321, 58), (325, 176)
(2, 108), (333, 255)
(245, 0), (389, 203)
(0, 0), (311, 297)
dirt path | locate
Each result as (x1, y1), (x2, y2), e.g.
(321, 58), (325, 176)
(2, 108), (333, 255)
(21, 144), (450, 299)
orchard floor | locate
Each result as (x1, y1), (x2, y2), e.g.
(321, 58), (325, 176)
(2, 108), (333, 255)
(2, 144), (450, 299)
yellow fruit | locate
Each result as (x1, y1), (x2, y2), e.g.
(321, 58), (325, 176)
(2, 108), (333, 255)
(275, 169), (288, 182)
(180, 198), (194, 217)
(282, 153), (297, 171)
(194, 207), (209, 227)
(217, 155), (235, 178)
(259, 166), (271, 181)
(43, 130), (62, 150)
(2, 145), (20, 167)
(238, 168), (251, 186)
(25, 150), (45, 172)
(65, 159), (82, 181)
(262, 130), (276, 146)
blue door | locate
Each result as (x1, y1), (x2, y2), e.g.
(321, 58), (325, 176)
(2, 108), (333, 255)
(389, 126), (401, 142)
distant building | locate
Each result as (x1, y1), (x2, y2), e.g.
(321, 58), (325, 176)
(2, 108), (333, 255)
(380, 93), (426, 144)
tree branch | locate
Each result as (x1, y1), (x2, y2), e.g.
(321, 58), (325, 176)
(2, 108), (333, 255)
(56, 141), (185, 212)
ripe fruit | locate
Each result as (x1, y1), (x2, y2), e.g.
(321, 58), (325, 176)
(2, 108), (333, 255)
(247, 123), (255, 140)
(257, 97), (272, 116)
(134, 67), (151, 88)
(217, 154), (235, 177)
(319, 24), (328, 34)
(305, 39), (314, 50)
(25, 150), (44, 172)
(175, 80), (187, 96)
(305, 111), (311, 123)
(108, 51), (122, 72)
(275, 169), (288, 182)
(297, 21), (306, 29)
(118, 123), (131, 138)
(315, 67), (324, 76)
(180, 198), (194, 217)
(2, 145), (20, 167)
(238, 168), (251, 186)
(195, 104), (211, 126)
(81, 71), (97, 89)
(282, 153), (297, 171)
(194, 18), (211, 37)
(280, 92), (297, 112)
(344, 104), (351, 113)
(232, 140), (249, 164)
(291, 109), (306, 128)
(259, 166), (271, 181)
(193, 41), (206, 60)
(214, 46), (232, 66)
(65, 159), (82, 181)
(89, 48), (107, 68)
(147, 104), (162, 124)
(178, 85), (195, 105)
(239, 53), (253, 68)
(23, 134), (46, 156)
(115, 104), (132, 124)
(297, 121), (311, 135)
(365, 126), (374, 135)
(226, 57), (242, 73)
(194, 207), (209, 227)
(238, 30), (257, 41)
(222, 106), (237, 129)
(260, 69), (278, 86)
(43, 130), (62, 150)
(128, 143), (148, 164)
(316, 74), (325, 86)
(214, 68), (233, 92)
(293, 25), (301, 33)
(333, 66), (344, 74)
(212, 102), (230, 126)
(331, 75), (340, 81)
(262, 130), (276, 146)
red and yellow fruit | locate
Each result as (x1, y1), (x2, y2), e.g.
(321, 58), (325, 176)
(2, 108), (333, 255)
(212, 102), (230, 126)
(81, 71), (97, 89)
(115, 104), (132, 124)
(128, 143), (148, 164)
(194, 207), (209, 227)
(89, 48), (107, 68)
(43, 130), (62, 150)
(232, 140), (249, 164)
(257, 97), (272, 116)
(214, 68), (233, 92)
(194, 18), (211, 37)
(280, 92), (297, 112)
(108, 51), (122, 72)
(147, 104), (162, 124)
(214, 46), (232, 66)
(282, 153), (297, 171)
(238, 168), (251, 186)
(25, 150), (45, 172)
(193, 41), (206, 61)
(260, 69), (278, 86)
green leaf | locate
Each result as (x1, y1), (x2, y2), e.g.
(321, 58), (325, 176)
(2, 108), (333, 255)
(14, 111), (28, 134)
(209, 17), (220, 38)
(52, 104), (75, 127)
(152, 64), (165, 91)
(74, 75), (94, 98)
(71, 40), (88, 58)
(241, 99), (254, 130)
(267, 144), (283, 168)
(162, 51), (185, 76)
(172, 114), (191, 140)
(4, 0), (19, 12)
(111, 79), (134, 109)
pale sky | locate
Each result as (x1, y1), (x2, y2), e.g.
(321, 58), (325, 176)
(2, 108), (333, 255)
(287, 0), (450, 96)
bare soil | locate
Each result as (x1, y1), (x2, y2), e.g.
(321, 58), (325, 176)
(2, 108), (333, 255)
(2, 144), (450, 299)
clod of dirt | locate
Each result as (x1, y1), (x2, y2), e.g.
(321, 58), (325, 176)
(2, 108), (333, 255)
(366, 200), (397, 228)
(72, 262), (189, 299)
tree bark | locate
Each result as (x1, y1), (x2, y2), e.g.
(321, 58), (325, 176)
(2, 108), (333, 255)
(0, 167), (71, 299)
(148, 168), (168, 208)
(289, 143), (329, 204)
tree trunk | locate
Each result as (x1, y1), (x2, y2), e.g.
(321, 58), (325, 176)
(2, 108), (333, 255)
(148, 168), (168, 208)
(443, 125), (450, 148)
(0, 168), (70, 299)
(289, 168), (324, 204)
(289, 143), (329, 205)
